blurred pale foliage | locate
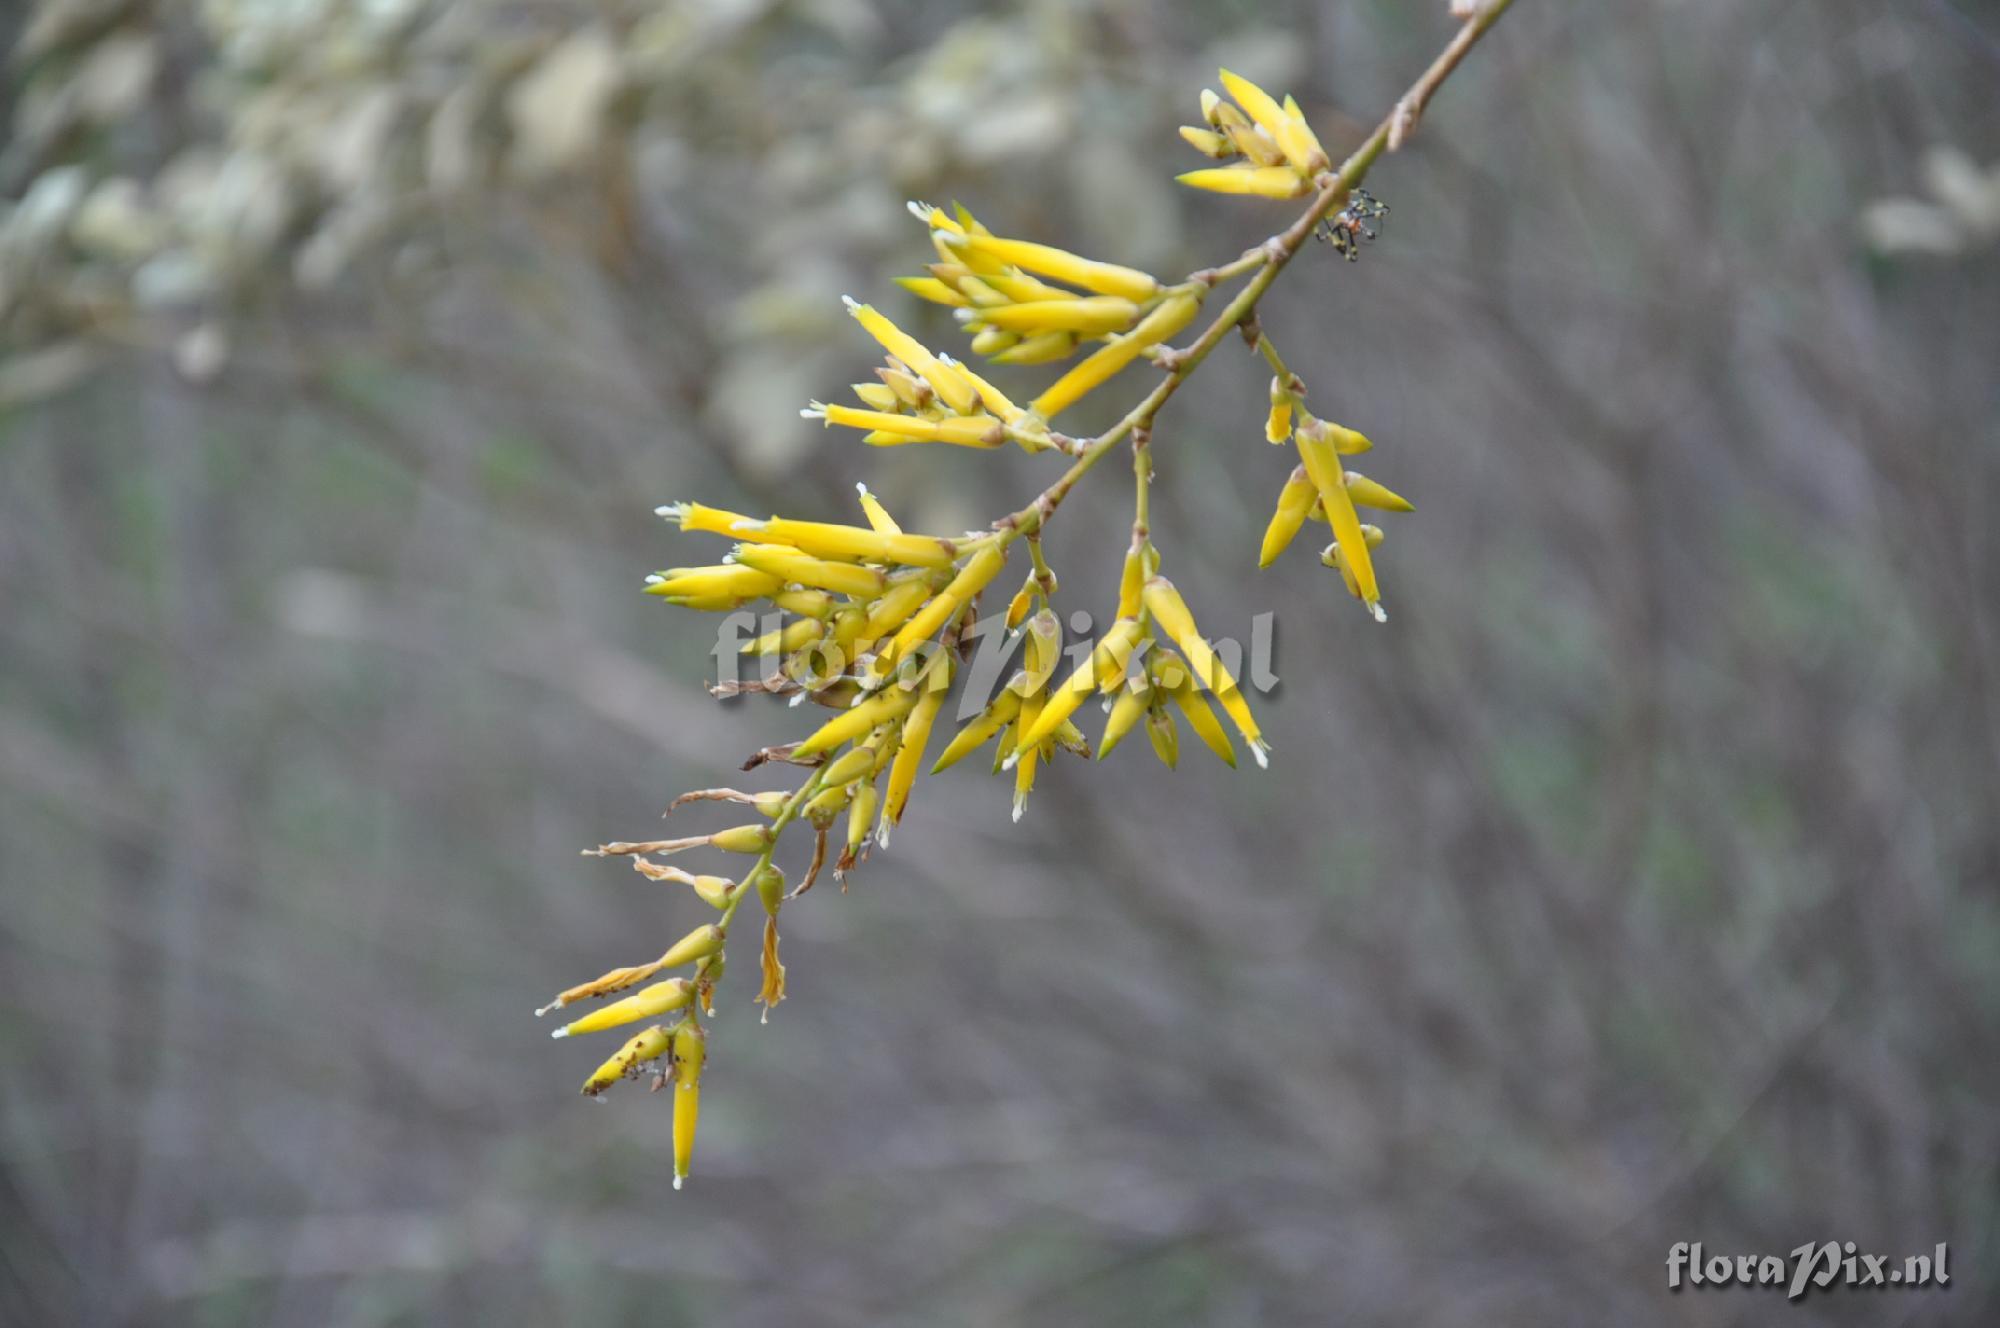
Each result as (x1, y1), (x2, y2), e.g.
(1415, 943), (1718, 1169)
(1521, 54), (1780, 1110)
(4, 1), (1999, 1325)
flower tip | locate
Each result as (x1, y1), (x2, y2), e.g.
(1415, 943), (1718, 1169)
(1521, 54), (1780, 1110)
(840, 295), (862, 312)
(655, 501), (691, 523)
(534, 999), (563, 1017)
(1251, 740), (1271, 769)
(1369, 601), (1388, 624)
(550, 1027), (568, 1039)
(800, 402), (828, 420)
(672, 1174), (684, 1191)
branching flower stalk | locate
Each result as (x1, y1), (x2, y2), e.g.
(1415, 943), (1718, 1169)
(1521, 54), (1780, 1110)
(540, 2), (1516, 1188)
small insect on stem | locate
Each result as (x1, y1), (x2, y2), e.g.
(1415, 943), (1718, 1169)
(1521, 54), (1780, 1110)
(1315, 188), (1391, 262)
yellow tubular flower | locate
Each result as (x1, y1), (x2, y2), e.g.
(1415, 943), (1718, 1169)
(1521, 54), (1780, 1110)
(946, 359), (1025, 423)
(931, 682), (1024, 773)
(855, 483), (901, 534)
(580, 1025), (671, 1097)
(804, 782), (854, 822)
(1017, 618), (1144, 752)
(846, 779), (878, 850)
(1344, 472), (1415, 512)
(844, 299), (980, 415)
(748, 515), (957, 567)
(882, 662), (951, 834)
(991, 332), (1079, 365)
(946, 233), (1160, 303)
(670, 1021), (705, 1189)
(647, 565), (784, 600)
(1176, 165), (1312, 199)
(552, 979), (694, 1040)
(1266, 376), (1293, 443)
(894, 275), (968, 307)
(1296, 422), (1384, 619)
(816, 404), (1006, 449)
(1098, 678), (1151, 759)
(882, 543), (1007, 664)
(661, 501), (759, 537)
(1031, 291), (1202, 418)
(969, 296), (1141, 336)
(732, 544), (888, 599)
(977, 268), (1083, 304)
(1140, 577), (1265, 763)
(1260, 465), (1317, 567)
(795, 685), (921, 756)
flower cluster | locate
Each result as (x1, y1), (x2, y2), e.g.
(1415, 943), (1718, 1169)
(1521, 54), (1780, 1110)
(539, 15), (1518, 1185)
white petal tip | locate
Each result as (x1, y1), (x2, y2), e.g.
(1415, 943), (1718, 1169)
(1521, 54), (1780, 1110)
(855, 481), (870, 495)
(672, 1175), (684, 1191)
(840, 295), (862, 311)
(550, 1028), (568, 1039)
(1251, 741), (1271, 769)
(1368, 602), (1388, 623)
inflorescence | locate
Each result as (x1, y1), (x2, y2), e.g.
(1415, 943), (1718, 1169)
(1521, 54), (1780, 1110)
(539, 10), (1516, 1188)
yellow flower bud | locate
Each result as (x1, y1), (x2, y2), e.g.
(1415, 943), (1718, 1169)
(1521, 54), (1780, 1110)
(1179, 125), (1234, 158)
(991, 331), (1079, 365)
(881, 543), (1007, 665)
(742, 616), (826, 656)
(795, 686), (921, 756)
(1005, 574), (1037, 630)
(1098, 678), (1151, 759)
(846, 779), (878, 853)
(749, 515), (958, 569)
(882, 660), (950, 833)
(820, 743), (879, 788)
(630, 860), (737, 907)
(844, 299), (979, 415)
(580, 1025), (671, 1097)
(1218, 69), (1322, 174)
(931, 681), (1024, 773)
(1175, 165), (1312, 199)
(552, 979), (693, 1040)
(970, 325), (1019, 357)
(705, 823), (773, 854)
(1343, 471), (1414, 512)
(646, 564), (784, 600)
(970, 296), (1141, 337)
(851, 382), (900, 411)
(1260, 465), (1316, 567)
(669, 1021), (705, 1189)
(946, 357), (1026, 424)
(816, 403), (1007, 449)
(1032, 291), (1201, 418)
(773, 588), (835, 617)
(1140, 578), (1264, 762)
(945, 233), (1160, 304)
(1153, 651), (1235, 767)
(804, 781), (854, 823)
(1266, 376), (1293, 443)
(732, 543), (889, 600)
(893, 275), (968, 307)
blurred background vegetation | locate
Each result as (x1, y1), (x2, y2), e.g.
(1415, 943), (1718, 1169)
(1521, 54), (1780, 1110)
(3, 1), (1998, 1324)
